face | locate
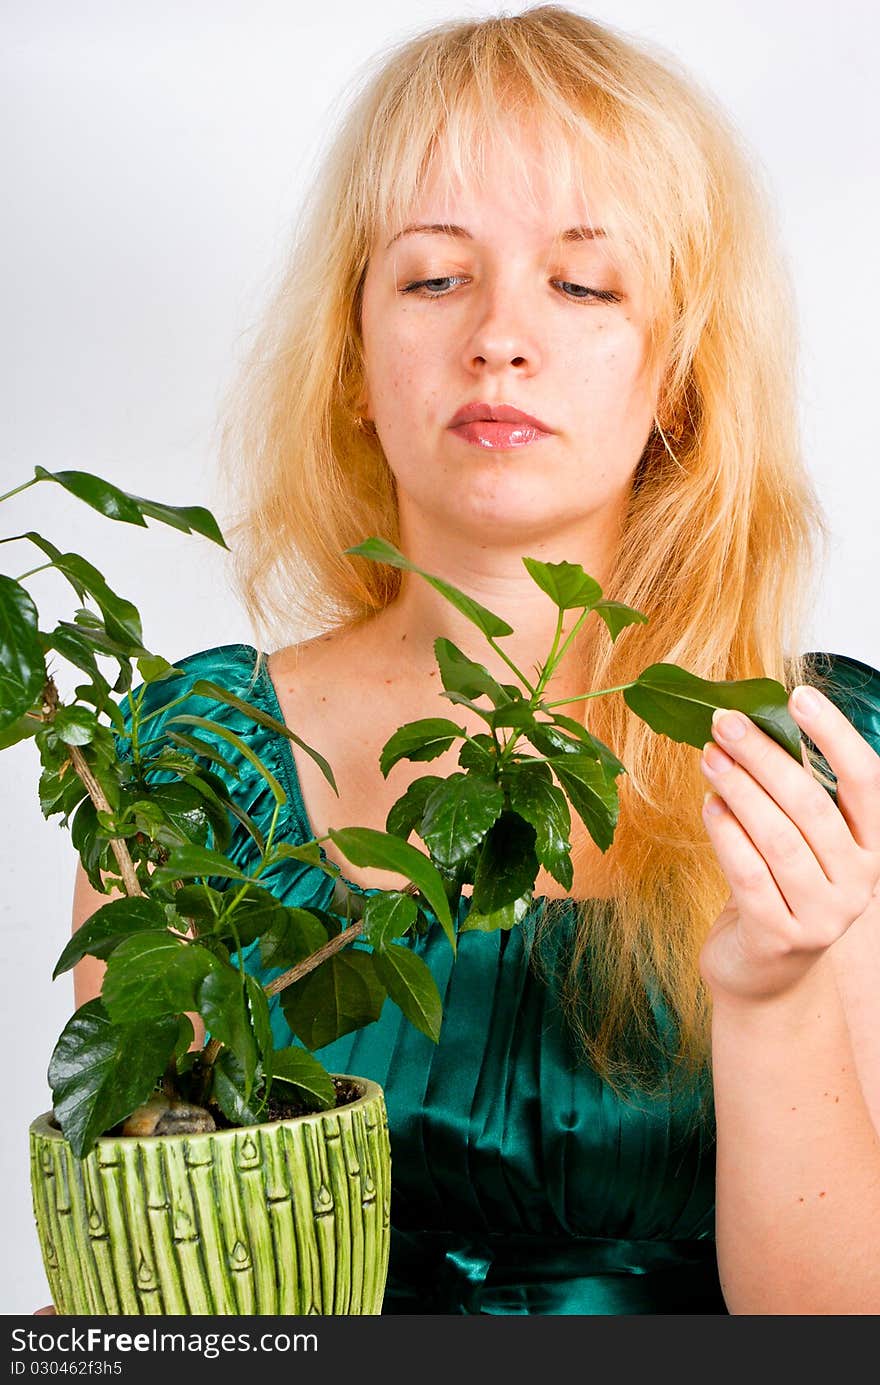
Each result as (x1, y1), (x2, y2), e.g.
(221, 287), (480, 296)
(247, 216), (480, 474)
(358, 133), (659, 545)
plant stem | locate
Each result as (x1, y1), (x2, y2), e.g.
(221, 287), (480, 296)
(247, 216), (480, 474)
(42, 677), (143, 898)
(263, 918), (365, 998)
(0, 477), (38, 505)
(15, 562), (56, 583)
(543, 680), (636, 708)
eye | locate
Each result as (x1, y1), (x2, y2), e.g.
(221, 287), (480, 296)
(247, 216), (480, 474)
(400, 276), (621, 304)
(400, 276), (466, 297)
(554, 281), (621, 304)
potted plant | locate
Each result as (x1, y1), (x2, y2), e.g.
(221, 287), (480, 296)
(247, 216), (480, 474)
(1, 467), (805, 1316)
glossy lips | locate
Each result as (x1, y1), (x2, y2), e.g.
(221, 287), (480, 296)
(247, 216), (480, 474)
(448, 401), (553, 450)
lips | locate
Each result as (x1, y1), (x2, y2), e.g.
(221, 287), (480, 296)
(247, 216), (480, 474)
(448, 401), (553, 431)
(447, 401), (554, 450)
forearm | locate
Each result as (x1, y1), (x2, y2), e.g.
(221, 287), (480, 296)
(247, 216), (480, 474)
(711, 954), (880, 1314)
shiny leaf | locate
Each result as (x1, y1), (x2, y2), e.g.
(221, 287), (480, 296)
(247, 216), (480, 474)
(419, 773), (504, 869)
(472, 812), (540, 914)
(48, 999), (180, 1158)
(521, 557), (603, 610)
(52, 895), (170, 978)
(433, 638), (510, 706)
(0, 575), (44, 729)
(379, 717), (466, 777)
(271, 1047), (335, 1109)
(505, 760), (573, 890)
(327, 826), (455, 950)
(372, 943), (442, 1042)
(346, 538), (513, 637)
(361, 891), (418, 951)
(624, 662), (802, 761)
(280, 949), (386, 1050)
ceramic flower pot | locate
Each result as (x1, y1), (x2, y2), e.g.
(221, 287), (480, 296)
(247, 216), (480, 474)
(29, 1074), (391, 1315)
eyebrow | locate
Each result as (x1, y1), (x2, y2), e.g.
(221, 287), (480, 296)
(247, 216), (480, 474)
(385, 222), (607, 250)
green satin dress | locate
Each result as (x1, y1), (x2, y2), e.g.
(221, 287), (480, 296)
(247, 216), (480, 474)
(117, 644), (880, 1315)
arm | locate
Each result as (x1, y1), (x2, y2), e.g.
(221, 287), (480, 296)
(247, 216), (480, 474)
(699, 687), (880, 1314)
(712, 954), (880, 1315)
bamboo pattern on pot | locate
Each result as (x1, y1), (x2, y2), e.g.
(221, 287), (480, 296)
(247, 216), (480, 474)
(30, 1081), (391, 1316)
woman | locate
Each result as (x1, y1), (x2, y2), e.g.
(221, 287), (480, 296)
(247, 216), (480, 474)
(67, 5), (880, 1314)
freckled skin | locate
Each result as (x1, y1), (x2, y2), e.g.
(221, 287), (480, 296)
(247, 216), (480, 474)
(358, 136), (658, 550)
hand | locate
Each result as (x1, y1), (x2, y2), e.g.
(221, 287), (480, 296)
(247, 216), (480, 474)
(697, 684), (880, 1005)
(34, 1307), (56, 1315)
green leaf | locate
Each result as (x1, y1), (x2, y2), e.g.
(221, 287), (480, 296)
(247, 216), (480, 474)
(591, 599), (649, 641)
(419, 773), (504, 869)
(490, 699), (536, 733)
(33, 466), (228, 547)
(164, 712), (288, 804)
(52, 896), (171, 978)
(459, 890), (532, 933)
(70, 796), (105, 892)
(0, 713), (39, 749)
(48, 999), (181, 1158)
(50, 552), (143, 649)
(164, 730), (242, 779)
(199, 888), (275, 951)
(136, 654), (182, 683)
(280, 949), (386, 1050)
(385, 774), (446, 839)
(0, 575), (44, 730)
(33, 466), (148, 526)
(102, 934), (216, 1023)
(259, 906), (328, 970)
(457, 734), (497, 775)
(188, 679), (337, 793)
(197, 965), (258, 1099)
(270, 1047), (335, 1109)
(624, 662), (802, 761)
(372, 943), (443, 1042)
(52, 704), (100, 746)
(505, 760), (573, 890)
(547, 714), (627, 779)
(433, 638), (510, 706)
(210, 1047), (267, 1126)
(40, 624), (102, 684)
(361, 891), (418, 951)
(472, 811), (540, 914)
(245, 973), (274, 1080)
(141, 780), (214, 848)
(346, 538), (513, 638)
(327, 826), (455, 952)
(551, 755), (620, 854)
(379, 717), (466, 776)
(148, 842), (258, 887)
(521, 557), (603, 610)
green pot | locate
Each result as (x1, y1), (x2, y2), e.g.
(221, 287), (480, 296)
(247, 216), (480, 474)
(30, 1074), (391, 1315)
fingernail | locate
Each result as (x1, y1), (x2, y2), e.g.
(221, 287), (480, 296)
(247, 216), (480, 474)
(792, 685), (820, 715)
(712, 708), (747, 741)
(703, 791), (725, 817)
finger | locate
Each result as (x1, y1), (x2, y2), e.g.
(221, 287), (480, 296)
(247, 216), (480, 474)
(788, 684), (880, 851)
(701, 790), (792, 942)
(710, 706), (864, 888)
(701, 743), (834, 928)
(33, 1306), (56, 1315)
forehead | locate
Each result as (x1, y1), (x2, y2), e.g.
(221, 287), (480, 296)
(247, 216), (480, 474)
(373, 119), (630, 272)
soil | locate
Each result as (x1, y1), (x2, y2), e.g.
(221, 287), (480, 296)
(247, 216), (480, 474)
(208, 1075), (364, 1130)
(49, 1078), (365, 1141)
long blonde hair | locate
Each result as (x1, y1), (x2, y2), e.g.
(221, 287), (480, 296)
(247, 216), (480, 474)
(218, 5), (838, 1112)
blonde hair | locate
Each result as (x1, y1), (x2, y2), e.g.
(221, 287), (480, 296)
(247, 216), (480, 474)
(218, 5), (839, 1114)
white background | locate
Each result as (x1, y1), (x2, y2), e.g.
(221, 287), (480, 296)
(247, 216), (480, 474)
(1, 0), (878, 1314)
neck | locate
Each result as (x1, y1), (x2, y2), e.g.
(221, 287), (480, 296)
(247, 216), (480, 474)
(367, 512), (621, 707)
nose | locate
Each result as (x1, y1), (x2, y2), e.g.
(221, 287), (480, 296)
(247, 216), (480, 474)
(461, 283), (542, 377)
